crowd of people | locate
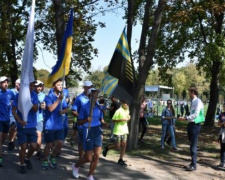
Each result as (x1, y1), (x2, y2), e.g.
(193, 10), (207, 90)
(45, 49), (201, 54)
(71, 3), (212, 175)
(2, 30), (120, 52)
(0, 76), (224, 179)
(0, 77), (131, 180)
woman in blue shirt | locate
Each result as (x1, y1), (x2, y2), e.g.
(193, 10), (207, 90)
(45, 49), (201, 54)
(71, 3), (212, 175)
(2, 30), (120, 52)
(161, 99), (177, 151)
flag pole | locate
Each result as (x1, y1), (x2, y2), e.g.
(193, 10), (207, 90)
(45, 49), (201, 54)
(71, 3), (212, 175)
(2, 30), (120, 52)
(60, 65), (66, 111)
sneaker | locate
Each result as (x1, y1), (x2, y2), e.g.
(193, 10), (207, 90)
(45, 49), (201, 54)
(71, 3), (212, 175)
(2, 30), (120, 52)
(18, 165), (26, 174)
(172, 147), (178, 151)
(87, 175), (94, 180)
(8, 142), (15, 150)
(48, 155), (57, 168)
(186, 165), (196, 171)
(35, 151), (42, 160)
(25, 159), (33, 170)
(118, 159), (127, 166)
(0, 157), (3, 167)
(218, 163), (225, 168)
(42, 160), (48, 170)
(102, 146), (108, 157)
(72, 163), (79, 178)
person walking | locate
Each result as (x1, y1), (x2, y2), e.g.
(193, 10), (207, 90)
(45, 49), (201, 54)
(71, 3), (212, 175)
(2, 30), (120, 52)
(102, 100), (130, 166)
(42, 78), (68, 170)
(0, 76), (15, 166)
(218, 103), (225, 168)
(179, 87), (204, 171)
(160, 99), (177, 151)
(109, 96), (120, 140)
(71, 81), (93, 161)
(139, 97), (148, 142)
(8, 78), (20, 151)
(12, 81), (38, 173)
(34, 80), (46, 159)
(72, 88), (105, 180)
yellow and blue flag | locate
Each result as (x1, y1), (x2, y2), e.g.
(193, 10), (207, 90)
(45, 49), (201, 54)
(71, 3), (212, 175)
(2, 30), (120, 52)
(46, 9), (73, 86)
(100, 27), (135, 104)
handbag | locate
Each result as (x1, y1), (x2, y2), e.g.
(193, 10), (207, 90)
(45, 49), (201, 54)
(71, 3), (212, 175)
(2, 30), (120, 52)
(194, 109), (205, 124)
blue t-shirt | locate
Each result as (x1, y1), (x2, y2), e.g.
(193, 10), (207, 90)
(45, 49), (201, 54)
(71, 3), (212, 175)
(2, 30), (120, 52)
(79, 101), (103, 128)
(44, 91), (68, 130)
(10, 88), (19, 117)
(0, 89), (15, 121)
(12, 91), (38, 128)
(71, 93), (89, 129)
(37, 92), (46, 122)
(49, 88), (69, 128)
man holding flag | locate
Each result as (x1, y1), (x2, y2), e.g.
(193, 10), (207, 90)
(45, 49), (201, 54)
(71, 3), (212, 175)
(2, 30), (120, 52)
(12, 81), (38, 174)
(42, 78), (68, 170)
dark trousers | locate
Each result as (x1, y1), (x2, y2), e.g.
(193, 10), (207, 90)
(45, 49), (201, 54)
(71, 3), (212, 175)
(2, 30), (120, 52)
(139, 117), (147, 140)
(220, 142), (225, 164)
(187, 123), (201, 168)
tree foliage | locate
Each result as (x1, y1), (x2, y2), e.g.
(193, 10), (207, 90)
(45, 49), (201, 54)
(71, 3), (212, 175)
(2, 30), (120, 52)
(154, 0), (225, 126)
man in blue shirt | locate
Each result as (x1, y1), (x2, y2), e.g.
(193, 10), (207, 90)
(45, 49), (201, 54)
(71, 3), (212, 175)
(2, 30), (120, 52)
(72, 88), (106, 180)
(42, 78), (68, 170)
(12, 81), (38, 174)
(34, 80), (46, 159)
(71, 81), (93, 161)
(0, 76), (15, 167)
(8, 78), (20, 151)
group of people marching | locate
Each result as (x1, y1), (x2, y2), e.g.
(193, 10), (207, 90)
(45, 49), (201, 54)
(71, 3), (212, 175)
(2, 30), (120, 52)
(0, 77), (130, 180)
(0, 77), (70, 173)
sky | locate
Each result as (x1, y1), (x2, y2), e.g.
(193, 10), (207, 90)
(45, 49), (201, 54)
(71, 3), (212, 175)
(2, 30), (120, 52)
(34, 10), (142, 72)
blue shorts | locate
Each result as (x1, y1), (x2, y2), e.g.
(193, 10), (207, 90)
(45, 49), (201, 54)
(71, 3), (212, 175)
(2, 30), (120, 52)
(44, 129), (64, 143)
(0, 121), (10, 133)
(36, 121), (43, 132)
(17, 128), (37, 145)
(79, 126), (102, 151)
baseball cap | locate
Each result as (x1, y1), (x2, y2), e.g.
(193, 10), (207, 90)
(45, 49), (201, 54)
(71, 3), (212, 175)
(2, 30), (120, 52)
(83, 81), (93, 87)
(87, 88), (97, 95)
(0, 76), (9, 83)
(15, 79), (20, 84)
(35, 80), (44, 86)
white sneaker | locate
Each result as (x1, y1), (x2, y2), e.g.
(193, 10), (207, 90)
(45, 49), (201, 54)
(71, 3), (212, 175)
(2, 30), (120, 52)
(72, 163), (79, 178)
(87, 175), (94, 180)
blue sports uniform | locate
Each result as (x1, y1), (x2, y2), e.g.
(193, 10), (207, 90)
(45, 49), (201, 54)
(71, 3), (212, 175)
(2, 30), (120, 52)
(36, 92), (46, 132)
(12, 91), (38, 145)
(44, 91), (68, 143)
(0, 89), (15, 133)
(78, 101), (103, 151)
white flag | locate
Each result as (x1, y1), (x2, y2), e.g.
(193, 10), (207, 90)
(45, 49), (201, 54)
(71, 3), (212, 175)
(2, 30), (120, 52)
(18, 0), (35, 122)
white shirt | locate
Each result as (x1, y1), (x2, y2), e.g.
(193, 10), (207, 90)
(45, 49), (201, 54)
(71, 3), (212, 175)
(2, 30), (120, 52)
(187, 96), (204, 123)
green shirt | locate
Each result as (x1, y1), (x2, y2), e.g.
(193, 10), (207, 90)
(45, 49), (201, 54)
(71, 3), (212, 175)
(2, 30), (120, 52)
(112, 107), (130, 135)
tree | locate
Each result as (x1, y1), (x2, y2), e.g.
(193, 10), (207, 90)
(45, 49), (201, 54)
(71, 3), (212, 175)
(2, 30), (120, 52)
(154, 0), (225, 127)
(0, 0), (31, 83)
(127, 0), (166, 150)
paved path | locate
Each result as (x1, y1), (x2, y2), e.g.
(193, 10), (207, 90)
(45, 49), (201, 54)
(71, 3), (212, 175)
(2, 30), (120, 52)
(0, 142), (151, 180)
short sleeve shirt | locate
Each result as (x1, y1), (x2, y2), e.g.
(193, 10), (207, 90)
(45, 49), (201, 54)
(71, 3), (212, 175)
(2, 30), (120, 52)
(0, 89), (15, 121)
(37, 92), (46, 122)
(44, 92), (68, 130)
(13, 91), (38, 128)
(78, 101), (103, 128)
(112, 107), (129, 135)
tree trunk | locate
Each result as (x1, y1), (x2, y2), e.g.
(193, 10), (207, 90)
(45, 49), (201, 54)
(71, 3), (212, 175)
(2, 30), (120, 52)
(127, 0), (166, 150)
(127, 0), (134, 48)
(204, 61), (221, 127)
(53, 0), (65, 57)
